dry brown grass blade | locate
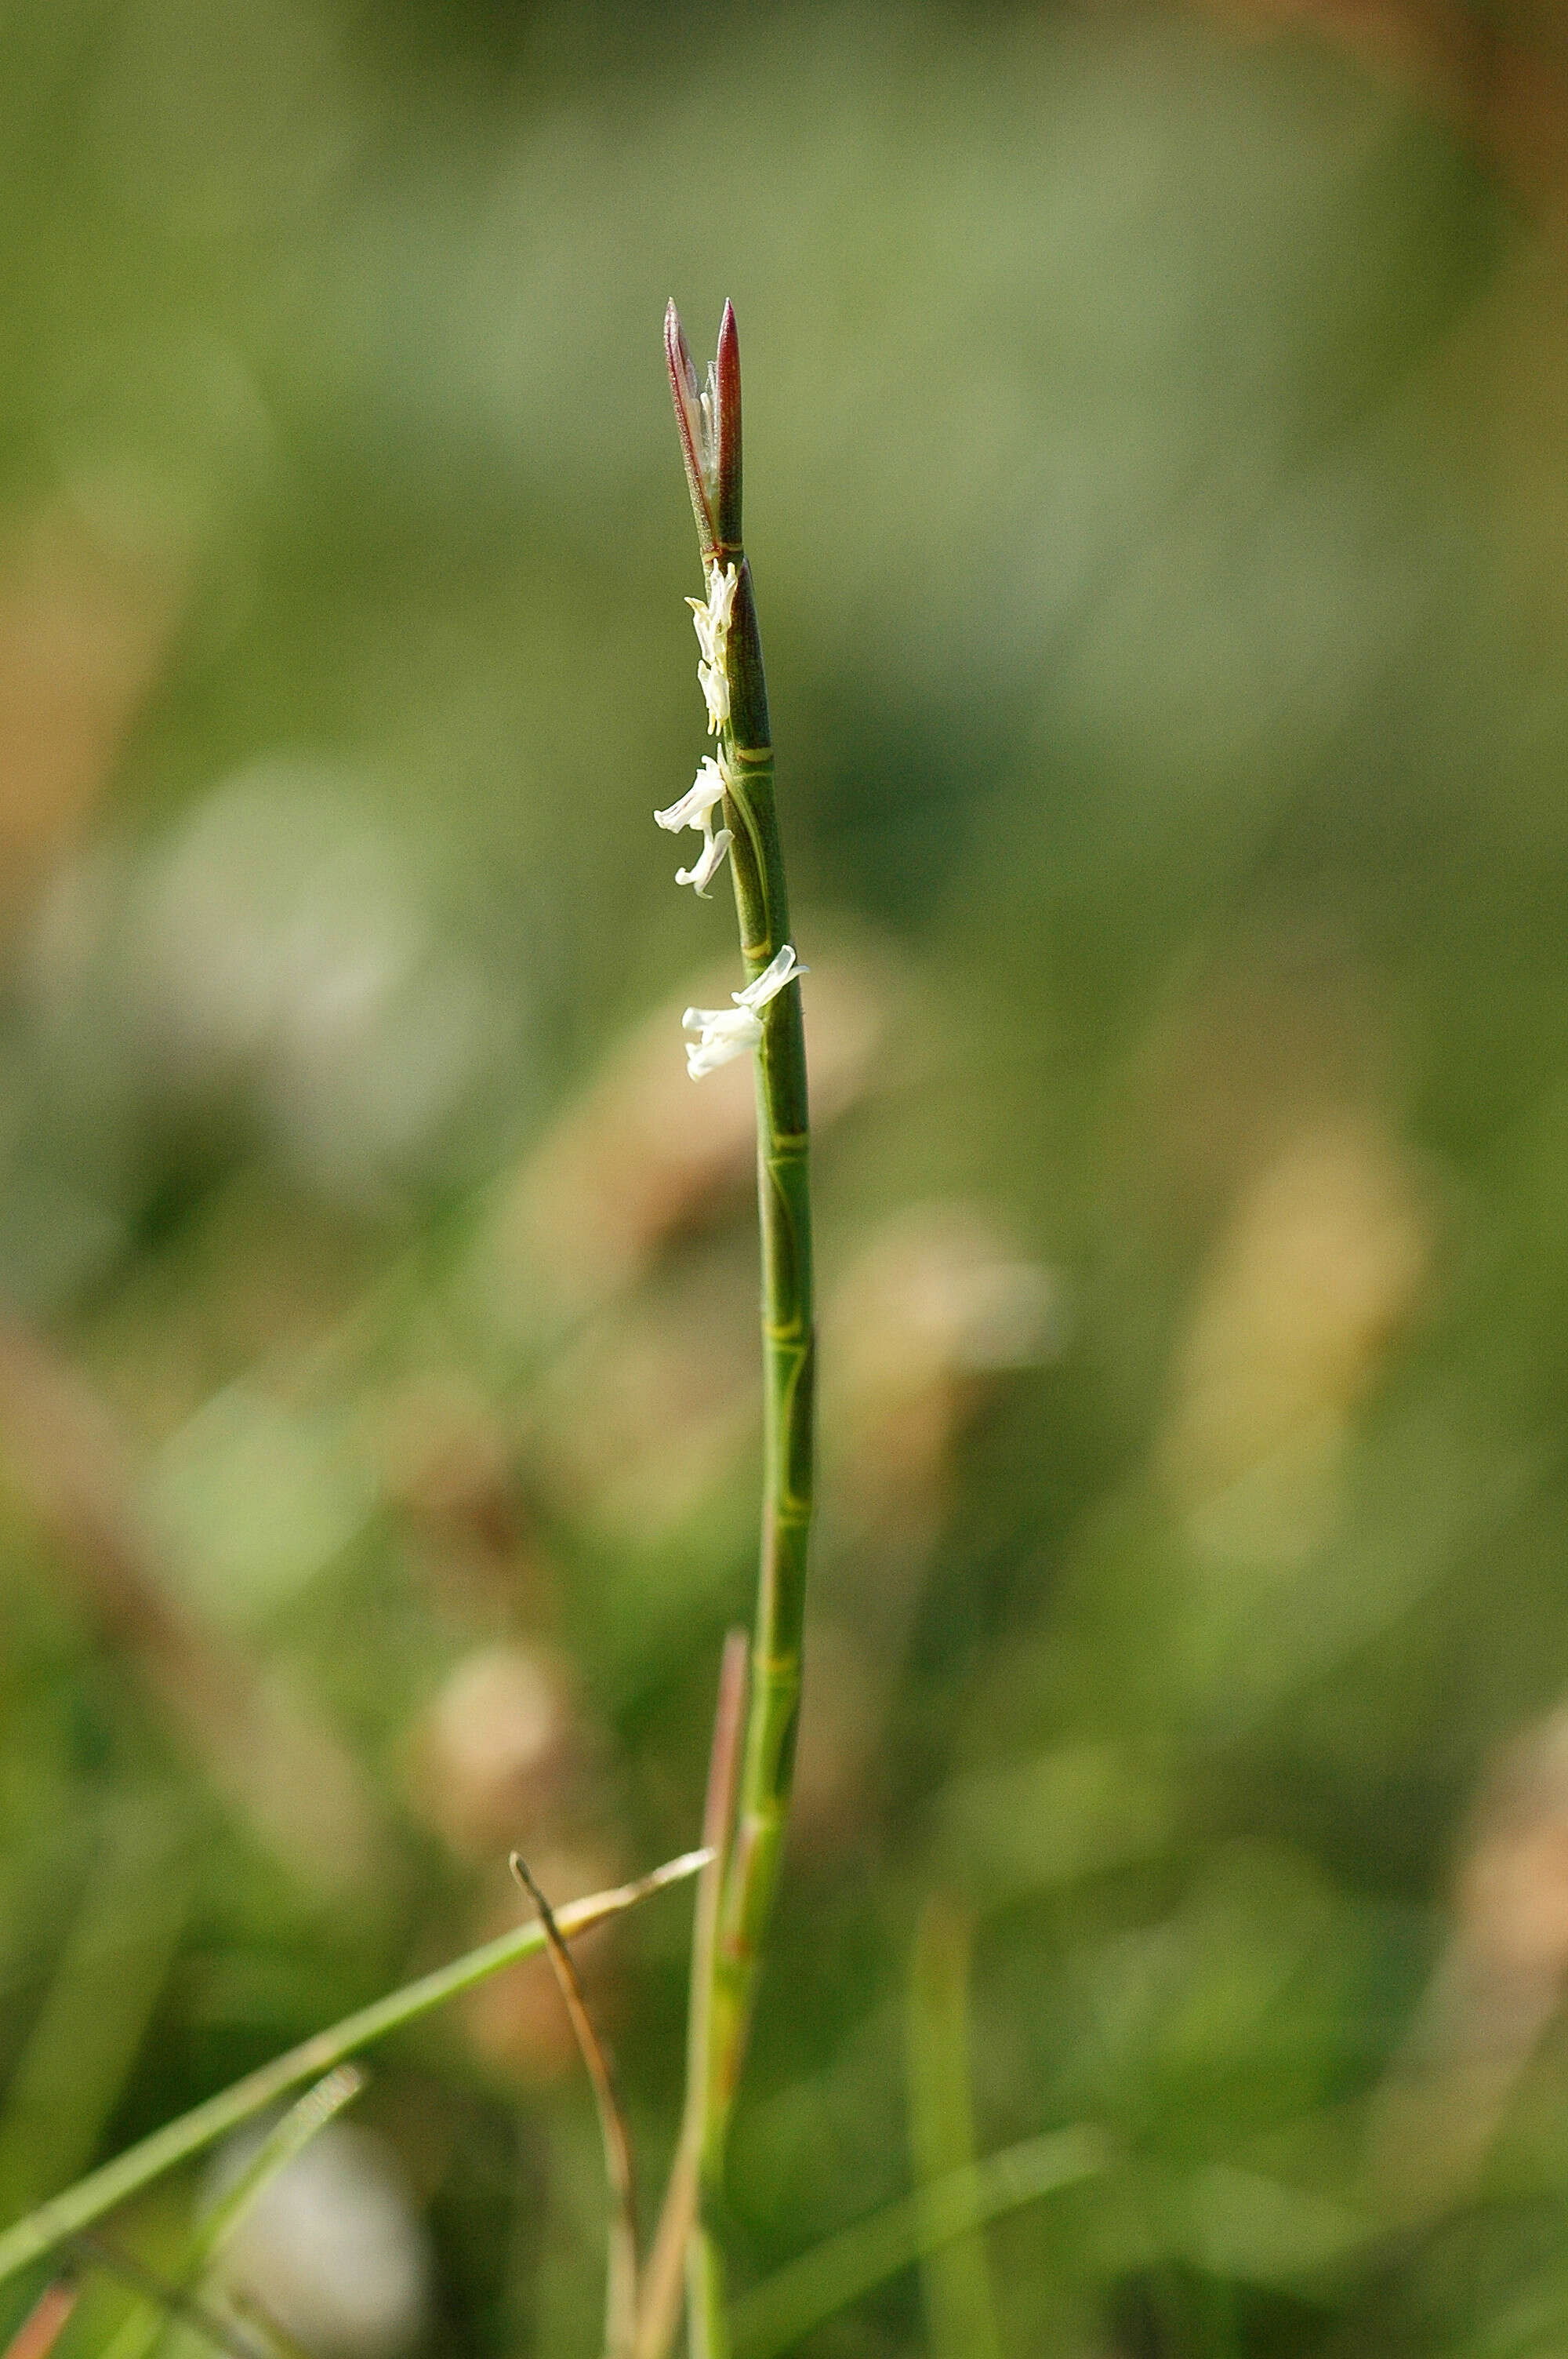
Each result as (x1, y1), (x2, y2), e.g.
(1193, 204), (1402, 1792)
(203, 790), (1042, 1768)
(510, 1856), (639, 2359)
(1, 2282), (78, 2359)
(634, 1630), (750, 2359)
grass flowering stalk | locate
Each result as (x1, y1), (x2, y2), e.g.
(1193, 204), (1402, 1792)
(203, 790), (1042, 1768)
(662, 300), (815, 2354)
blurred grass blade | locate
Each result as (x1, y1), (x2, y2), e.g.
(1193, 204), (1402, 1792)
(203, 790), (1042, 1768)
(184, 2063), (365, 2277)
(0, 1805), (191, 2228)
(0, 1848), (710, 2293)
(100, 2065), (365, 2359)
(69, 2234), (276, 2359)
(906, 1896), (1002, 2359)
(730, 2125), (1107, 2359)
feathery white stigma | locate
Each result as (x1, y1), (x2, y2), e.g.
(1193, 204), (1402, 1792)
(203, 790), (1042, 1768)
(688, 562), (738, 735)
(654, 755), (733, 896)
(682, 943), (807, 1080)
(698, 362), (720, 492)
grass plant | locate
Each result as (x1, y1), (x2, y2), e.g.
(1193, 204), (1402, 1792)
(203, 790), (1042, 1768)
(0, 303), (820, 2359)
(659, 300), (815, 2359)
(0, 213), (1520, 2358)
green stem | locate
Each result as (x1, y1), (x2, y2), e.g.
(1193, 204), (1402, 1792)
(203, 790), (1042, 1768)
(701, 690), (815, 2161)
(634, 1635), (748, 2359)
(685, 2223), (731, 2359)
(670, 317), (815, 2352)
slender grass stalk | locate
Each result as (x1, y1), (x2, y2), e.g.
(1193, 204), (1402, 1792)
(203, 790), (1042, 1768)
(906, 1896), (1003, 2359)
(663, 301), (816, 2357)
(0, 1850), (709, 2295)
(635, 1632), (749, 2359)
(176, 2066), (365, 2286)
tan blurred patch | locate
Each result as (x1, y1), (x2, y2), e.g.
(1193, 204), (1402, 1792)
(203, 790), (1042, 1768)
(1190, 0), (1490, 127)
(827, 1202), (1062, 1510)
(1116, 939), (1399, 1246)
(1160, 1113), (1431, 1558)
(1185, 0), (1568, 224)
(521, 1250), (758, 1545)
(484, 938), (897, 1332)
(1431, 233), (1568, 667)
(1367, 1704), (1568, 2219)
(378, 1374), (516, 1529)
(0, 1316), (387, 1903)
(372, 1371), (557, 1630)
(405, 1643), (585, 1863)
(1181, 0), (1568, 644)
(793, 1206), (1061, 1848)
(789, 1616), (886, 1854)
(0, 511), (179, 918)
(92, 1179), (375, 1441)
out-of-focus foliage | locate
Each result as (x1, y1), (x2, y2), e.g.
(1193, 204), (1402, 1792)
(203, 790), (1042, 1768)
(4, 0), (1568, 2352)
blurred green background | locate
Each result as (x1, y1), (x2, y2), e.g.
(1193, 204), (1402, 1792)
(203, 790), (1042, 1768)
(6, 1), (1568, 2351)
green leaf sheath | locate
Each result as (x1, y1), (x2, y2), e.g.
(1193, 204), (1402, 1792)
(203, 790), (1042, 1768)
(706, 569), (815, 2164)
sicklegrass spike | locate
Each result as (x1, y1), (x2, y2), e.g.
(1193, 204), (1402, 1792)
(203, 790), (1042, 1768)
(688, 561), (738, 734)
(658, 299), (816, 2359)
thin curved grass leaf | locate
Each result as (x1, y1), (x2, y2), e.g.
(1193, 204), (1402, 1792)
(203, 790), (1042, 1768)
(0, 1849), (709, 2294)
(731, 2125), (1108, 2359)
(906, 1896), (1002, 2359)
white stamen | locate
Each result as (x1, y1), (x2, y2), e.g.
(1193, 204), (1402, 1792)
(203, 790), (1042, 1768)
(682, 943), (808, 1079)
(688, 562), (739, 736)
(655, 755), (734, 897)
(699, 363), (720, 488)
(706, 560), (738, 634)
(654, 755), (725, 837)
(735, 942), (806, 1009)
(682, 1004), (761, 1078)
(676, 827), (734, 896)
